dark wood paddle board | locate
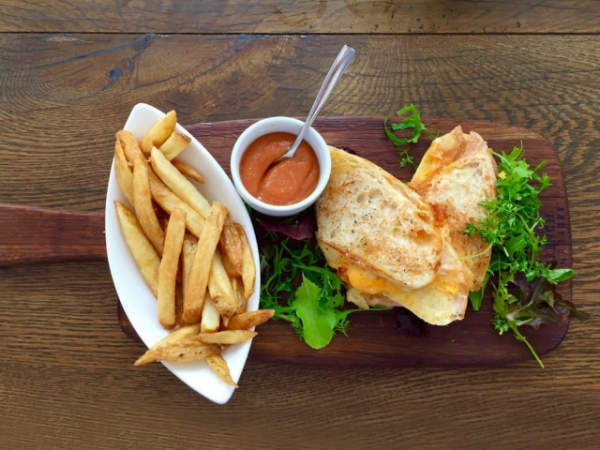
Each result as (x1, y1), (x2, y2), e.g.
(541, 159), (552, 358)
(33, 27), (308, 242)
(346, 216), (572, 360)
(0, 117), (573, 367)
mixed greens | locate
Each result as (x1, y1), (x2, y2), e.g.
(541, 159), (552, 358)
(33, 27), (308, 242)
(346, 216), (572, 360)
(258, 229), (388, 349)
(464, 146), (588, 366)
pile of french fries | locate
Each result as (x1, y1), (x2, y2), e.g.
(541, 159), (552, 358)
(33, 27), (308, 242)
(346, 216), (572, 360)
(113, 110), (273, 387)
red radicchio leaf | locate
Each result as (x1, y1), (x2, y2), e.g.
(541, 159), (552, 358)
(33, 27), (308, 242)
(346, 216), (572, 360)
(255, 209), (317, 241)
(506, 269), (589, 330)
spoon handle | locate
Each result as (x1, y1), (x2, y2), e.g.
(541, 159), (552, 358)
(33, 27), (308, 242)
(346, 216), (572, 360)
(287, 45), (356, 155)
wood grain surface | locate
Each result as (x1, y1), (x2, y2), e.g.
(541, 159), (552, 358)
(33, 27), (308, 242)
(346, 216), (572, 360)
(0, 203), (105, 266)
(1, 0), (599, 34)
(0, 31), (599, 450)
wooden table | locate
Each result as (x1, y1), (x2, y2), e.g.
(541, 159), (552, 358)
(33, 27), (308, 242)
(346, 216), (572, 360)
(1, 2), (599, 449)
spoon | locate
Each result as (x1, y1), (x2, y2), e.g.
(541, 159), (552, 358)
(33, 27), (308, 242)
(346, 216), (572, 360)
(283, 44), (355, 158)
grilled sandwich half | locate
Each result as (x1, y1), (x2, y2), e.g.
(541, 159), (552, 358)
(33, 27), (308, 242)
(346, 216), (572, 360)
(315, 146), (472, 325)
(409, 126), (497, 291)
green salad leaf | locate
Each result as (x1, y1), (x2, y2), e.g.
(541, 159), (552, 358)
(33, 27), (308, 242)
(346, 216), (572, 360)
(384, 104), (436, 169)
(293, 276), (337, 349)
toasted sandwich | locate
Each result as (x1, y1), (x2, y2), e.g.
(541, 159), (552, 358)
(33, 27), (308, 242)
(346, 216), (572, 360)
(315, 146), (472, 325)
(409, 126), (497, 291)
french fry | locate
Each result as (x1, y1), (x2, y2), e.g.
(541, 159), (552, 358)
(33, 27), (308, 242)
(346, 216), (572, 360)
(201, 295), (220, 333)
(132, 152), (164, 255)
(184, 202), (229, 324)
(196, 330), (257, 345)
(220, 250), (240, 278)
(114, 137), (134, 206)
(140, 134), (154, 155)
(115, 201), (160, 296)
(148, 171), (205, 238)
(172, 160), (205, 184)
(208, 250), (238, 320)
(180, 234), (196, 328)
(136, 324), (200, 365)
(220, 220), (243, 276)
(116, 130), (144, 164)
(164, 323), (201, 343)
(137, 340), (219, 364)
(142, 110), (177, 151)
(150, 147), (211, 219)
(206, 353), (238, 388)
(235, 224), (256, 300)
(182, 234), (198, 300)
(134, 324), (217, 366)
(226, 310), (275, 331)
(157, 208), (186, 329)
(160, 132), (191, 161)
(231, 277), (247, 315)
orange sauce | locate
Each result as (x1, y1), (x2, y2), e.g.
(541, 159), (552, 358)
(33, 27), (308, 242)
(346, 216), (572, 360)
(239, 132), (320, 206)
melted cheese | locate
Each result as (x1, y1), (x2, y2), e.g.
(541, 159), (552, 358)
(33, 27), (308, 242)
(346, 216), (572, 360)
(319, 240), (470, 325)
(346, 265), (390, 294)
(344, 261), (460, 299)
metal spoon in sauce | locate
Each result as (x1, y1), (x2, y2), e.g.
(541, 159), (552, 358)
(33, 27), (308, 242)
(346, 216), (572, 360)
(283, 44), (356, 158)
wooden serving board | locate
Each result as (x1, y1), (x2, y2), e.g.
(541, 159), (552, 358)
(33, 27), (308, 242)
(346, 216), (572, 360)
(0, 117), (572, 367)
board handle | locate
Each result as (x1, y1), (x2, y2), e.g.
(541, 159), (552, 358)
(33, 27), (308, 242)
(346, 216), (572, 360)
(0, 203), (106, 267)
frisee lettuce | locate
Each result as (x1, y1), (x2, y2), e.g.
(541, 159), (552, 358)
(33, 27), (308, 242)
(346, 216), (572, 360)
(465, 145), (588, 366)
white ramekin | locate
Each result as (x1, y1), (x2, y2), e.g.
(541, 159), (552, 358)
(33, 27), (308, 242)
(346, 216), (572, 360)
(230, 117), (331, 217)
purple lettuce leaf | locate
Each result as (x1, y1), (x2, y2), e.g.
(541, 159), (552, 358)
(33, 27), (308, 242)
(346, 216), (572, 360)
(254, 209), (317, 241)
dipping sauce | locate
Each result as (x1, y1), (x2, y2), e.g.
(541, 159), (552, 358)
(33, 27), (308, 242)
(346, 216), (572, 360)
(239, 132), (320, 206)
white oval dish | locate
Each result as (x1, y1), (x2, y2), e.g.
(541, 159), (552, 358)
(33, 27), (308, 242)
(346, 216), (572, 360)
(105, 103), (260, 404)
